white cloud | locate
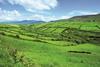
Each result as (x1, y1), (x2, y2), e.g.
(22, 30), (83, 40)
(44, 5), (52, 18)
(59, 16), (71, 19)
(69, 10), (98, 16)
(7, 0), (58, 12)
(0, 8), (21, 21)
(0, 8), (71, 22)
(28, 14), (71, 22)
(0, 8), (56, 22)
(25, 14), (56, 22)
(0, 8), (68, 22)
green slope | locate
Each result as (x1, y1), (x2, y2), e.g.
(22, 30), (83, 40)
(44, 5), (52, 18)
(69, 14), (100, 22)
(0, 15), (100, 67)
(1, 33), (100, 67)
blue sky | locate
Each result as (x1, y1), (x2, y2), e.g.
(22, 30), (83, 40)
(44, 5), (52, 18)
(0, 0), (100, 21)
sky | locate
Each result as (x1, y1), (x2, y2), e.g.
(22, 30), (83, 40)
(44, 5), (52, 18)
(0, 0), (100, 22)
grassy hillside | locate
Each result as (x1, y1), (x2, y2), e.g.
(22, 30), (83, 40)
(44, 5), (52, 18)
(0, 18), (100, 67)
(69, 14), (100, 22)
(56, 14), (100, 22)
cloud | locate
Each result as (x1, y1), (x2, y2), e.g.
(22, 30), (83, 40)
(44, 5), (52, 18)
(59, 16), (71, 19)
(0, 8), (57, 22)
(0, 8), (71, 22)
(7, 0), (58, 12)
(69, 10), (98, 16)
(30, 14), (70, 22)
(25, 14), (56, 22)
(27, 14), (71, 22)
(0, 8), (21, 21)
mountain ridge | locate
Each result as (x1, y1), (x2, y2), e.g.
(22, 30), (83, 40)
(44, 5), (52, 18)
(0, 20), (43, 24)
(68, 13), (100, 22)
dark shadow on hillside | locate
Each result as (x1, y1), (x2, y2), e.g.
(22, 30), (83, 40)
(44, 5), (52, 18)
(68, 51), (92, 54)
(59, 28), (100, 45)
(31, 27), (100, 45)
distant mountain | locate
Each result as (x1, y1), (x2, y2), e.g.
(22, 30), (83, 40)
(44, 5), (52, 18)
(68, 14), (100, 22)
(0, 20), (43, 24)
(14, 20), (43, 24)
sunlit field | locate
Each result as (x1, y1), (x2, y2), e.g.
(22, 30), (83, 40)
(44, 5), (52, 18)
(0, 21), (100, 67)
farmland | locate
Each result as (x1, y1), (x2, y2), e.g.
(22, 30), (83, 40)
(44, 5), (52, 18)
(0, 20), (100, 67)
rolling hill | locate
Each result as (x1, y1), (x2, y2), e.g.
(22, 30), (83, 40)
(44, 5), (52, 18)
(0, 14), (100, 67)
(69, 14), (100, 22)
(55, 13), (100, 23)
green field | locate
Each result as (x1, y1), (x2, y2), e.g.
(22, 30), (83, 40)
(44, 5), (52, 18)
(0, 21), (100, 67)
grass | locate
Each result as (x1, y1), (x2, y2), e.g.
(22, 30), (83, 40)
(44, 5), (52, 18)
(0, 21), (100, 67)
